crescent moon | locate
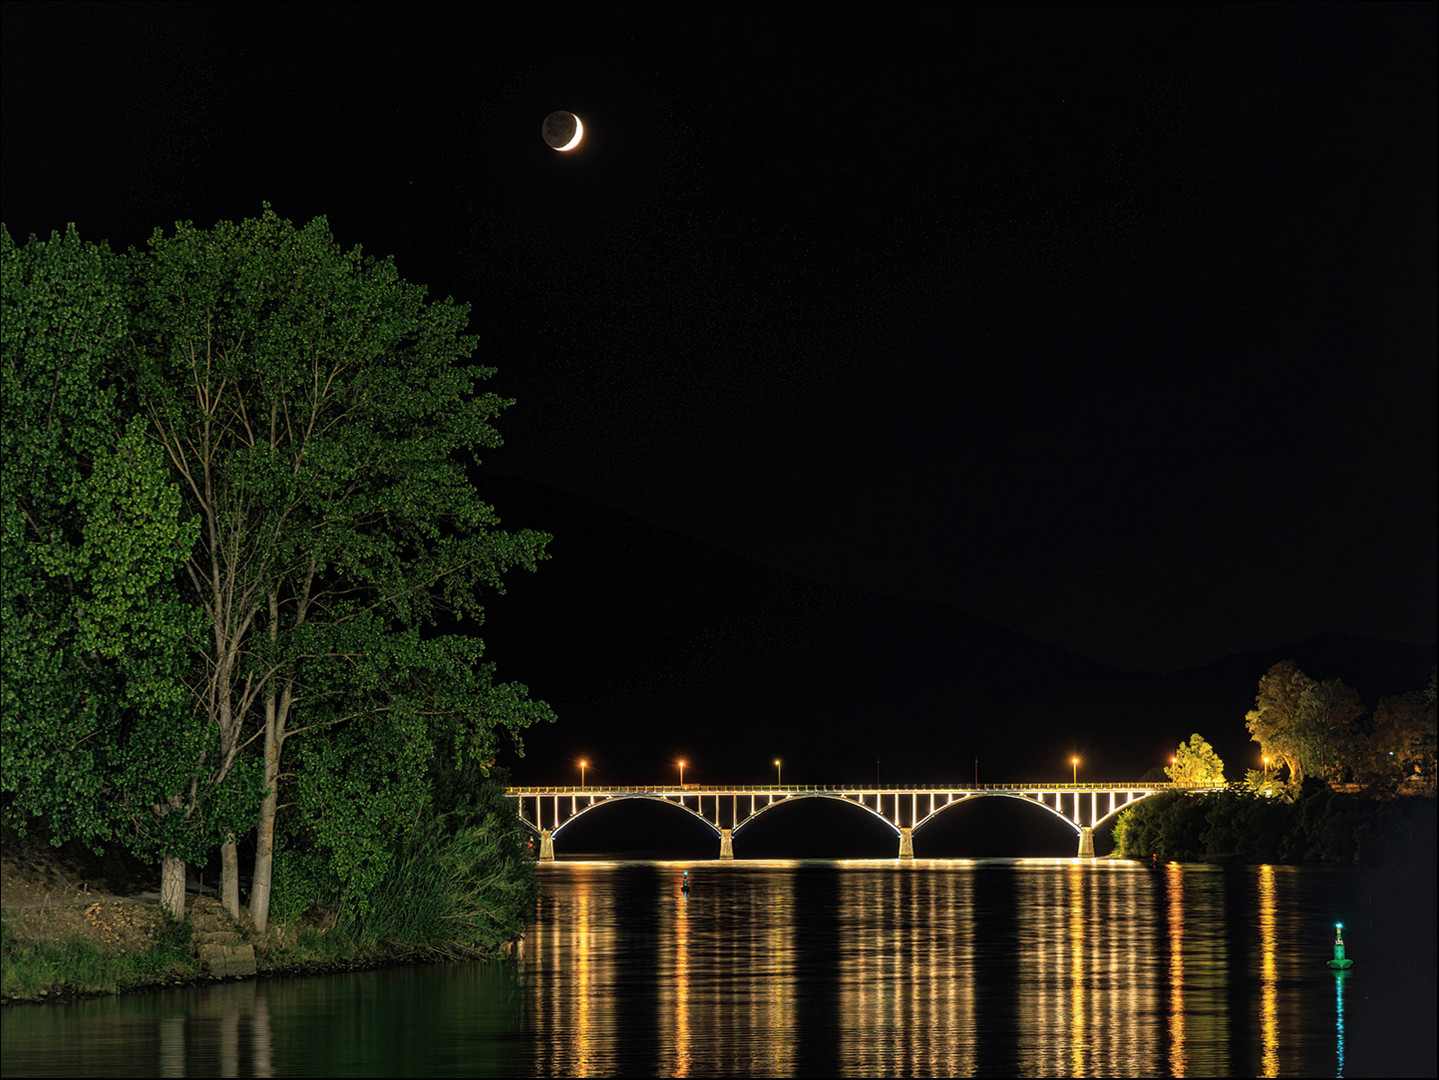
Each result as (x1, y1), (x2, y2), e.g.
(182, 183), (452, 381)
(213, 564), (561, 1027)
(557, 114), (584, 152)
(542, 110), (584, 152)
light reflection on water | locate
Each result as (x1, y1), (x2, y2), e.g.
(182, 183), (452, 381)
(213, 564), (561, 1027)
(520, 859), (1357, 1078)
(1166, 863), (1187, 1077)
(0, 859), (1428, 1077)
(1259, 862), (1280, 1078)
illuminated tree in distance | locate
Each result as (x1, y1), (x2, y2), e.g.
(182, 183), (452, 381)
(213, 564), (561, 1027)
(1165, 733), (1226, 786)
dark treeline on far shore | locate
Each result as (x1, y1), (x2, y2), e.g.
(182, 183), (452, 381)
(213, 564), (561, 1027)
(1118, 658), (1436, 865)
(1113, 787), (1436, 866)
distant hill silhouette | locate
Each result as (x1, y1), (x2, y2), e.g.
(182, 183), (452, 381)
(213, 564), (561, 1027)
(477, 474), (1435, 787)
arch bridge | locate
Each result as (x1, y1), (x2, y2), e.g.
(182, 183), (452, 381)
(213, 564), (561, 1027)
(507, 782), (1208, 860)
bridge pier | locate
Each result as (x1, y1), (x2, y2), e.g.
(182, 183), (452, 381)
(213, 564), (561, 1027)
(720, 828), (733, 860)
(539, 829), (555, 861)
(898, 827), (914, 860)
(1076, 826), (1094, 859)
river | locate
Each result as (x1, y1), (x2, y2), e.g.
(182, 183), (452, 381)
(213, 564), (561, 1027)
(2, 859), (1434, 1077)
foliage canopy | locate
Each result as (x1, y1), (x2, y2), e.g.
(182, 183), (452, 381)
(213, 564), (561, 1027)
(2, 210), (554, 934)
(1164, 733), (1225, 786)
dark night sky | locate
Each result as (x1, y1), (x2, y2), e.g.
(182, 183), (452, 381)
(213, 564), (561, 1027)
(3, 2), (1434, 693)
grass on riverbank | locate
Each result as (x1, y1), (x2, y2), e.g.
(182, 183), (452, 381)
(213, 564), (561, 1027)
(1, 914), (201, 1001)
(1, 902), (451, 1004)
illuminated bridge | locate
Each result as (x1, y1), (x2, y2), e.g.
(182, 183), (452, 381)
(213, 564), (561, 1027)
(507, 782), (1211, 860)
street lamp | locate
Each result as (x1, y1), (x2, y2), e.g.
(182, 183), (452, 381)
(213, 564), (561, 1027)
(1072, 757), (1079, 785)
(579, 760), (587, 787)
(1263, 756), (1270, 779)
(774, 759), (782, 786)
(678, 759), (686, 787)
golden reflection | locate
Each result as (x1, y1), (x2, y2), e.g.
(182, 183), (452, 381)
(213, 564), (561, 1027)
(660, 867), (693, 1076)
(1007, 860), (1157, 1077)
(520, 859), (1273, 1079)
(533, 864), (619, 1076)
(1167, 865), (1231, 1077)
(1069, 862), (1086, 1078)
(659, 874), (690, 1075)
(761, 866), (797, 1076)
(572, 876), (595, 1076)
(836, 861), (977, 1077)
(1257, 864), (1280, 1077)
(1166, 863), (1186, 1078)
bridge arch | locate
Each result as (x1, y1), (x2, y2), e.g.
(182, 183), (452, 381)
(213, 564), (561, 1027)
(732, 793), (901, 839)
(912, 791), (1079, 834)
(551, 794), (722, 840)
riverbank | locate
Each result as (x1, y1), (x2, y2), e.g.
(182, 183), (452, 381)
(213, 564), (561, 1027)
(1112, 788), (1437, 866)
(0, 831), (516, 1006)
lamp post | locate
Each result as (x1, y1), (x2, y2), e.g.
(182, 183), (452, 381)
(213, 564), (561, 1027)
(774, 759), (782, 786)
(1263, 756), (1270, 780)
(579, 760), (587, 787)
(1072, 757), (1079, 785)
(678, 759), (686, 787)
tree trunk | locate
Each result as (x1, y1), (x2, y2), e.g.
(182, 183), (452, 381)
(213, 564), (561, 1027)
(250, 736), (281, 933)
(250, 673), (290, 934)
(250, 590), (297, 935)
(214, 647), (244, 918)
(160, 856), (186, 920)
(221, 839), (240, 921)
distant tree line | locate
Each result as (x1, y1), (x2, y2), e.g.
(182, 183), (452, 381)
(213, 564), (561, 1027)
(1115, 660), (1436, 864)
(1112, 785), (1434, 865)
(2, 211), (554, 953)
(1244, 660), (1435, 792)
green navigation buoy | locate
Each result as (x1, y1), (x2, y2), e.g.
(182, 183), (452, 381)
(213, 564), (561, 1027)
(1327, 922), (1354, 970)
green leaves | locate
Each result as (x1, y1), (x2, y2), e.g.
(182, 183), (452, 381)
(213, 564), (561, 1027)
(1165, 733), (1226, 785)
(4, 208), (555, 935)
(1, 224), (218, 863)
(129, 206), (553, 924)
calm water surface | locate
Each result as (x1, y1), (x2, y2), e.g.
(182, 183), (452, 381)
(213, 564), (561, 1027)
(3, 859), (1434, 1077)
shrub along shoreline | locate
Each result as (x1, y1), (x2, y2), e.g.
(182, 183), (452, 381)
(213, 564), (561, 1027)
(1, 896), (524, 1006)
(2, 771), (538, 1006)
(1112, 787), (1436, 865)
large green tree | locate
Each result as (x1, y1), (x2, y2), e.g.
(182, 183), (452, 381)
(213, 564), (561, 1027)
(1245, 661), (1368, 788)
(1355, 678), (1436, 791)
(1, 226), (245, 918)
(1295, 677), (1365, 783)
(128, 207), (554, 931)
(1245, 660), (1316, 785)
